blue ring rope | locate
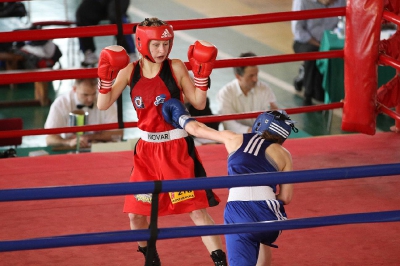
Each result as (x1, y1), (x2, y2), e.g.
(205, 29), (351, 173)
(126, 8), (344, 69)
(0, 163), (399, 202)
(1, 163), (400, 252)
(0, 210), (399, 252)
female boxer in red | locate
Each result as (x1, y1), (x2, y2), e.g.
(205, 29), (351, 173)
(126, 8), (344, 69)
(96, 18), (227, 266)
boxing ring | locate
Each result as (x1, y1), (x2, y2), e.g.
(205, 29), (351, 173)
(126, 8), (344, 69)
(1, 0), (400, 265)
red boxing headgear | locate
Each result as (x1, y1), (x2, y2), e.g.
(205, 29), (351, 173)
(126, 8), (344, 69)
(135, 24), (174, 63)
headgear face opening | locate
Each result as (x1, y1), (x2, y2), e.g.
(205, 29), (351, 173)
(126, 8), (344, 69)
(252, 110), (297, 142)
(135, 24), (174, 63)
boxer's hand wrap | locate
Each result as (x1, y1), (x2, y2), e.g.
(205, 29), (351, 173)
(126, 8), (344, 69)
(162, 98), (195, 129)
(97, 45), (130, 94)
(98, 80), (113, 94)
(187, 40), (218, 91)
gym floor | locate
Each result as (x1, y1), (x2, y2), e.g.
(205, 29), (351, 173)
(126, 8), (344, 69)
(0, 0), (395, 148)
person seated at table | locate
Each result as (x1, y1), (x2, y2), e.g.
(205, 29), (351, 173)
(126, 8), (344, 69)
(291, 0), (346, 105)
(44, 78), (123, 148)
(217, 51), (279, 134)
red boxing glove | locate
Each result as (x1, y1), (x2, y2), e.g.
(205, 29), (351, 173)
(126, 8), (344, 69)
(97, 45), (130, 94)
(188, 40), (218, 91)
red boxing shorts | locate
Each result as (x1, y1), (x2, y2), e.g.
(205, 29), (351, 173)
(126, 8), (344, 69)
(123, 136), (220, 216)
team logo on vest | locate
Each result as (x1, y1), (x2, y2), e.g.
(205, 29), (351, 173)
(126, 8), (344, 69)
(134, 96), (144, 109)
(154, 94), (166, 106)
(161, 29), (172, 39)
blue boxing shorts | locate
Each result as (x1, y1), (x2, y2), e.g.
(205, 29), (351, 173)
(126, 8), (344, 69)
(224, 200), (287, 266)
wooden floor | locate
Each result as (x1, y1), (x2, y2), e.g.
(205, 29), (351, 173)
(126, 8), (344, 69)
(0, 0), (395, 148)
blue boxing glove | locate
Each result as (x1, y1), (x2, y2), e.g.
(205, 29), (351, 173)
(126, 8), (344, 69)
(162, 98), (195, 129)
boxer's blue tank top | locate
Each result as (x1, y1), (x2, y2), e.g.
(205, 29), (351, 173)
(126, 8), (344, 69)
(227, 133), (279, 192)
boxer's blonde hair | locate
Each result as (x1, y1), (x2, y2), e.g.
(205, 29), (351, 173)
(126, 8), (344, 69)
(139, 17), (167, 27)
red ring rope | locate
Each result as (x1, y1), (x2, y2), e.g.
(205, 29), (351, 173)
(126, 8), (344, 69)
(0, 8), (345, 43)
(382, 10), (400, 25)
(0, 51), (343, 85)
(0, 103), (343, 139)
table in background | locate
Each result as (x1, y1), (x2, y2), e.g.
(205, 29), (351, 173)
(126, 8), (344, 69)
(0, 139), (135, 158)
(0, 146), (90, 158)
(317, 30), (396, 103)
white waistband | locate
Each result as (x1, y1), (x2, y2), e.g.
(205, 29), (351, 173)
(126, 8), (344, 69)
(227, 186), (276, 202)
(140, 129), (188, 143)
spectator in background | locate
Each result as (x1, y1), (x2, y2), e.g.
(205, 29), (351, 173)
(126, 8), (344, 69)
(44, 78), (122, 148)
(292, 0), (346, 105)
(217, 52), (278, 134)
(75, 0), (136, 67)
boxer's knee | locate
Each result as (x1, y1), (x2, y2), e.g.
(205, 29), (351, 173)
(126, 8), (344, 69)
(128, 213), (148, 229)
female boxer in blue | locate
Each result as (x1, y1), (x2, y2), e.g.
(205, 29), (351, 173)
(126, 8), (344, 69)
(162, 98), (297, 266)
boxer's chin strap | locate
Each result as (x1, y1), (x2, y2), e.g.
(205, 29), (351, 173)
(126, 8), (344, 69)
(145, 180), (162, 266)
